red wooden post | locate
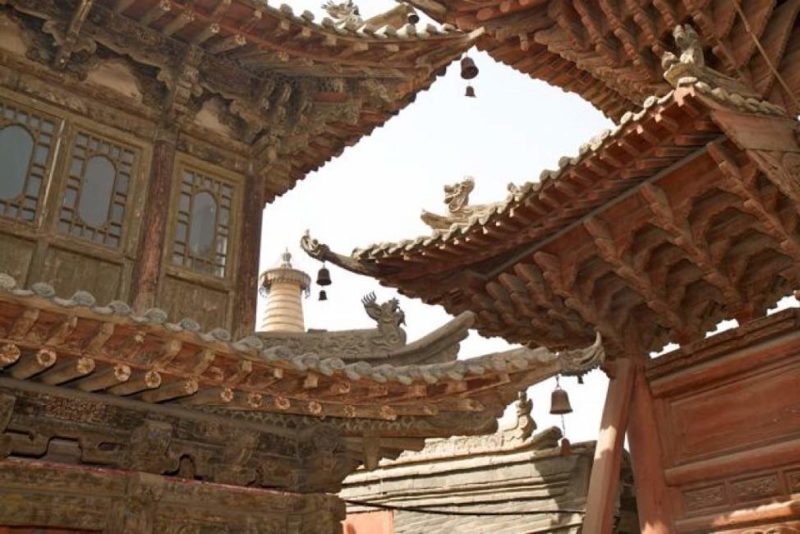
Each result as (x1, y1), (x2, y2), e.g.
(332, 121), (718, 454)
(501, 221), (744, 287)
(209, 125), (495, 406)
(583, 358), (635, 533)
(232, 167), (265, 338)
(627, 362), (673, 534)
(130, 129), (178, 311)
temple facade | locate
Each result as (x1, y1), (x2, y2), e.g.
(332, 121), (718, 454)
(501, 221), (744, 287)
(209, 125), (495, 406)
(303, 12), (800, 533)
(0, 0), (609, 532)
(2, 0), (799, 532)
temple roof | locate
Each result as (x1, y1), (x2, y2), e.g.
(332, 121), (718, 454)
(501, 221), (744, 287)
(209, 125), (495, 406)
(303, 59), (800, 355)
(7, 0), (480, 201)
(406, 0), (800, 119)
(0, 272), (603, 425)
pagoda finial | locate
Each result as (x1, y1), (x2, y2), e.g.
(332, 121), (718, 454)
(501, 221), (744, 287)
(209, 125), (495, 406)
(281, 248), (292, 268)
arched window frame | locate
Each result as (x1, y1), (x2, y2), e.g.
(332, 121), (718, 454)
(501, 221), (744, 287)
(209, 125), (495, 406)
(0, 101), (58, 224)
(57, 130), (138, 249)
(171, 168), (236, 279)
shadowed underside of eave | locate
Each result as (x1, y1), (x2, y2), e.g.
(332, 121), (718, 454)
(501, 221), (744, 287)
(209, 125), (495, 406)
(409, 0), (800, 120)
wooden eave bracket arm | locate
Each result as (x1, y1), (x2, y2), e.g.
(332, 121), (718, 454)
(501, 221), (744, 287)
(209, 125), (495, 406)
(300, 231), (383, 276)
(557, 332), (604, 380)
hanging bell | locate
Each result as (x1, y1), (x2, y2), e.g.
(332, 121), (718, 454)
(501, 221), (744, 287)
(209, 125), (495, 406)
(319, 290), (328, 301)
(406, 10), (420, 24)
(316, 264), (331, 287)
(550, 385), (573, 415)
(460, 56), (479, 80)
(465, 85), (476, 98)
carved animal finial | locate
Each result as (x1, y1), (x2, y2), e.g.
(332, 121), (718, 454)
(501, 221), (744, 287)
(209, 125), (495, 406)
(421, 177), (501, 231)
(322, 0), (363, 27)
(444, 177), (475, 213)
(511, 389), (535, 441)
(661, 24), (704, 72)
(361, 292), (406, 345)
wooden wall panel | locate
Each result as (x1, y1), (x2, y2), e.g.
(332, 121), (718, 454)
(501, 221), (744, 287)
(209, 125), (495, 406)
(160, 275), (229, 328)
(664, 358), (800, 465)
(0, 233), (34, 283)
(40, 247), (122, 305)
(646, 310), (800, 532)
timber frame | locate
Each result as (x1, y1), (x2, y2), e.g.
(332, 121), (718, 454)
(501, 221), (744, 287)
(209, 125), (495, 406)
(0, 0), (478, 334)
(406, 0), (800, 119)
(303, 28), (800, 533)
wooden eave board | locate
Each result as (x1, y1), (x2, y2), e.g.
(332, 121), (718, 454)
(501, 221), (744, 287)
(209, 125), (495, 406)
(0, 274), (576, 423)
(99, 0), (472, 73)
(414, 0), (800, 119)
(353, 89), (705, 273)
(333, 88), (800, 354)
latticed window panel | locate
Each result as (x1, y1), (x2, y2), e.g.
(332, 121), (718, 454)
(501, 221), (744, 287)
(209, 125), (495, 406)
(58, 131), (137, 249)
(172, 169), (234, 278)
(0, 101), (57, 224)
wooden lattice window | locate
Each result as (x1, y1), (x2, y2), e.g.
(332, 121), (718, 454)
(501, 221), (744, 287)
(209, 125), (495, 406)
(172, 169), (234, 278)
(58, 132), (137, 249)
(0, 101), (57, 223)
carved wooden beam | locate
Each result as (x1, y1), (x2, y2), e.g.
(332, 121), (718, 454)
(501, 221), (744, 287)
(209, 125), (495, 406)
(708, 141), (800, 265)
(108, 370), (161, 396)
(9, 348), (57, 380)
(637, 183), (744, 316)
(113, 0), (135, 14)
(140, 0), (171, 27)
(53, 0), (94, 68)
(162, 9), (195, 37)
(533, 251), (625, 351)
(74, 364), (131, 392)
(39, 357), (95, 385)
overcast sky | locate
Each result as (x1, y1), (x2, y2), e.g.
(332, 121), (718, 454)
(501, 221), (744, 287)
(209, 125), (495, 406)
(257, 1), (798, 442)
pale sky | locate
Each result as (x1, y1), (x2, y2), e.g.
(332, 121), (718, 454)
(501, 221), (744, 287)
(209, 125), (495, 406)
(257, 1), (798, 442)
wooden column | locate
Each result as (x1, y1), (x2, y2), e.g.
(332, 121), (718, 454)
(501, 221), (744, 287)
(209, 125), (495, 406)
(232, 167), (265, 338)
(130, 129), (178, 312)
(583, 358), (635, 533)
(626, 361), (673, 534)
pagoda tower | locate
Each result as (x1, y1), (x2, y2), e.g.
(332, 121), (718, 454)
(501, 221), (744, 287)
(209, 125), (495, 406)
(260, 251), (311, 333)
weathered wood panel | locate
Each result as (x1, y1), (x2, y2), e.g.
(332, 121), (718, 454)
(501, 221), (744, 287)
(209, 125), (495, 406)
(160, 274), (229, 327)
(40, 247), (122, 305)
(0, 234), (34, 283)
(646, 309), (800, 533)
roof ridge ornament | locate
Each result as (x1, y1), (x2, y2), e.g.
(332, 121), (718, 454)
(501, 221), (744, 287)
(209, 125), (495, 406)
(322, 0), (363, 29)
(420, 177), (501, 231)
(661, 24), (756, 97)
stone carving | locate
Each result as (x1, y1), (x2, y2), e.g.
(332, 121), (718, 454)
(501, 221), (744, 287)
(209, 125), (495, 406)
(661, 24), (760, 100)
(259, 290), (411, 359)
(322, 1), (363, 28)
(661, 24), (704, 72)
(421, 177), (501, 231)
(508, 389), (535, 443)
(361, 291), (406, 345)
